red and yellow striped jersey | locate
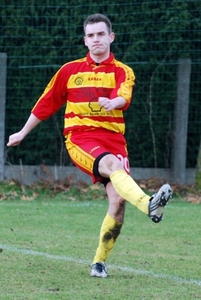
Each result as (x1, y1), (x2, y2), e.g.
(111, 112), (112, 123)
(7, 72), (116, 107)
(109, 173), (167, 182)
(32, 52), (135, 136)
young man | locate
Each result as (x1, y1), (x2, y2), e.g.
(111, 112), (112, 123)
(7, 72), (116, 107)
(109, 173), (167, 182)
(7, 13), (172, 278)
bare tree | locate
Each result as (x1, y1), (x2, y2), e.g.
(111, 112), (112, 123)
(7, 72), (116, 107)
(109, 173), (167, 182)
(145, 53), (170, 170)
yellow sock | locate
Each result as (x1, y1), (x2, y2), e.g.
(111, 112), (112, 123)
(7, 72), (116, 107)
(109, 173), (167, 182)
(110, 170), (150, 214)
(93, 213), (122, 264)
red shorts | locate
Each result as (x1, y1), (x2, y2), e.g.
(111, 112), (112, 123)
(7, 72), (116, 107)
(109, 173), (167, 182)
(65, 129), (130, 184)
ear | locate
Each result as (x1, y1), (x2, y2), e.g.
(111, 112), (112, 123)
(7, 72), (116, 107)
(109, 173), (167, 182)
(84, 36), (88, 46)
(110, 32), (115, 44)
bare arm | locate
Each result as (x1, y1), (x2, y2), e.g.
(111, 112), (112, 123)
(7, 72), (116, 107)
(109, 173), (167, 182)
(98, 96), (126, 112)
(7, 113), (41, 147)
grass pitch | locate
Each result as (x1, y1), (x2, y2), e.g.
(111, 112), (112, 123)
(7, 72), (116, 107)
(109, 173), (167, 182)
(0, 181), (201, 299)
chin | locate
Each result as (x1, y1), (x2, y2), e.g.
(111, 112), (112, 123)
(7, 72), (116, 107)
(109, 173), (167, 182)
(93, 50), (105, 56)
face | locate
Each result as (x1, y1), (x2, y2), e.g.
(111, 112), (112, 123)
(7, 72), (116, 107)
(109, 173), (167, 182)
(84, 22), (115, 60)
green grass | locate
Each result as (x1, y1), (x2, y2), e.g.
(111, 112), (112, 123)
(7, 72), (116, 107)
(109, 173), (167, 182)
(0, 181), (201, 299)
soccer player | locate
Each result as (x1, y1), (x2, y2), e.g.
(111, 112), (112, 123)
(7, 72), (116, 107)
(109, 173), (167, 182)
(7, 13), (172, 278)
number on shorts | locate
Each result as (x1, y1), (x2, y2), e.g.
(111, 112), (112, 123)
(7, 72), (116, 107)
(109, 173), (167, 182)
(116, 154), (130, 173)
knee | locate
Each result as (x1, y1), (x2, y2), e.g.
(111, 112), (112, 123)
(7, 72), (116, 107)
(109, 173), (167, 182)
(114, 208), (125, 224)
(106, 181), (126, 223)
(111, 197), (126, 223)
(116, 198), (126, 215)
(98, 154), (123, 177)
(117, 197), (126, 208)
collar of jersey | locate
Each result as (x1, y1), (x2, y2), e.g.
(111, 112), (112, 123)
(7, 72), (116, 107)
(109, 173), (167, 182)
(86, 52), (115, 66)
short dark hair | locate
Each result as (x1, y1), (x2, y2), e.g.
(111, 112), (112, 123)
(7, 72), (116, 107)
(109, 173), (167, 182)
(83, 13), (112, 34)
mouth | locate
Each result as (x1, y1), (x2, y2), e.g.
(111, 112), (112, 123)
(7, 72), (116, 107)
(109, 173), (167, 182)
(93, 44), (102, 48)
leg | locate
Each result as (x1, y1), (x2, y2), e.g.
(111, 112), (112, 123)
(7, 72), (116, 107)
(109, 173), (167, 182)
(98, 154), (172, 221)
(98, 154), (151, 214)
(90, 182), (125, 278)
(107, 181), (126, 223)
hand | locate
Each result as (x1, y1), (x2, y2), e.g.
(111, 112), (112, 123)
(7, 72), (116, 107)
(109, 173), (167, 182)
(7, 131), (25, 147)
(98, 97), (115, 112)
(7, 113), (41, 147)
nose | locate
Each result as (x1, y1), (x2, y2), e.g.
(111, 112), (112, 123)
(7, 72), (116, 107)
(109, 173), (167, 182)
(93, 34), (99, 42)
